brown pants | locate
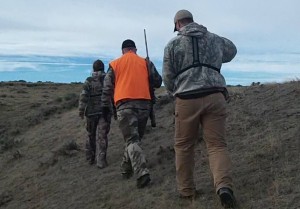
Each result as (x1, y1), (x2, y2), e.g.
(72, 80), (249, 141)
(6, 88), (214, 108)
(174, 93), (233, 196)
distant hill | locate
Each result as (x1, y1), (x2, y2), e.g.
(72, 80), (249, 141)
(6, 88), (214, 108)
(0, 81), (299, 209)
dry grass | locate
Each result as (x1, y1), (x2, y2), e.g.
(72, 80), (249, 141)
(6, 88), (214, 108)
(0, 81), (299, 209)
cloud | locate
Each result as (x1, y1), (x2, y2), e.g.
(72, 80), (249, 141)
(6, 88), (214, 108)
(1, 0), (299, 57)
(0, 0), (299, 84)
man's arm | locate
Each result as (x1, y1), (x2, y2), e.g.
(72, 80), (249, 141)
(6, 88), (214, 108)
(101, 67), (115, 107)
(162, 45), (176, 94)
(148, 60), (162, 88)
(78, 78), (90, 118)
(221, 37), (237, 63)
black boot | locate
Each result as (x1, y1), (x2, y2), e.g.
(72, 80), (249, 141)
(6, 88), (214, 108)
(121, 161), (133, 179)
(86, 150), (95, 165)
(136, 174), (151, 188)
(217, 187), (236, 208)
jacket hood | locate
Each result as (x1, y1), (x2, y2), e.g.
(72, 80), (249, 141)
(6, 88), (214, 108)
(178, 22), (207, 37)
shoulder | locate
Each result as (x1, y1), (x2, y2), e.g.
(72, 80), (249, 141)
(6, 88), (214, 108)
(110, 56), (122, 65)
(164, 35), (183, 52)
(85, 76), (93, 83)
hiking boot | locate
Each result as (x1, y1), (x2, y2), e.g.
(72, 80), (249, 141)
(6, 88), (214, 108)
(217, 187), (236, 208)
(136, 174), (151, 188)
(121, 161), (133, 179)
(89, 158), (95, 165)
(86, 155), (95, 165)
(86, 151), (95, 165)
(121, 171), (133, 179)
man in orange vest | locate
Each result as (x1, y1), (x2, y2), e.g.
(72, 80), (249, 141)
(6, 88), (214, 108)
(101, 39), (162, 188)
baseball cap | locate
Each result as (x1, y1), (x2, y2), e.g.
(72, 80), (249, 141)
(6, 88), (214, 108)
(173, 9), (193, 32)
(121, 39), (136, 49)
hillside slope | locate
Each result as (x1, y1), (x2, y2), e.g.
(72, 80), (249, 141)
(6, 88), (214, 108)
(0, 81), (299, 209)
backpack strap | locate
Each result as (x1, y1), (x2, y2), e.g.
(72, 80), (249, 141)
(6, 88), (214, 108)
(175, 37), (220, 78)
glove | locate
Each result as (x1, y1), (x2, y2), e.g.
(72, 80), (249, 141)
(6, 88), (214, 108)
(102, 106), (110, 121)
(79, 111), (84, 119)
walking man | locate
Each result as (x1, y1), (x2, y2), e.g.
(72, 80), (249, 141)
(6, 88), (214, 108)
(79, 59), (112, 169)
(163, 10), (237, 208)
(101, 39), (162, 188)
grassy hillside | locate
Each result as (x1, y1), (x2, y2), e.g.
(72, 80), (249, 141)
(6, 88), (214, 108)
(0, 81), (299, 209)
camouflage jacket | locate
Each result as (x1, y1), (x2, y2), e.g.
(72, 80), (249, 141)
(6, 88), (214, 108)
(101, 59), (162, 110)
(163, 22), (237, 97)
(79, 71), (106, 117)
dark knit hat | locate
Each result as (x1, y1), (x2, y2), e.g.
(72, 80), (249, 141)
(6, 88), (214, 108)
(121, 39), (136, 49)
(93, 59), (104, 72)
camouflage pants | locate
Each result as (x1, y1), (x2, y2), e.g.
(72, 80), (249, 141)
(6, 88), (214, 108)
(117, 108), (150, 179)
(85, 115), (111, 163)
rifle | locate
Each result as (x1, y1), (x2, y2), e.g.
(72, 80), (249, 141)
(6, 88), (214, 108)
(144, 29), (156, 127)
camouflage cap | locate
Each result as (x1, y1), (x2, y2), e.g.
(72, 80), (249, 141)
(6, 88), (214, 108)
(173, 9), (193, 32)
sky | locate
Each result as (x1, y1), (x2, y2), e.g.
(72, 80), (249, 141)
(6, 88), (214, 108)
(0, 0), (299, 85)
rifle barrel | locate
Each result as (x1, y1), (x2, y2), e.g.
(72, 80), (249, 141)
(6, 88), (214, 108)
(144, 29), (149, 59)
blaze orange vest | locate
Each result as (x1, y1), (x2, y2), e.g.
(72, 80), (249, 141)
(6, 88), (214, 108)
(110, 52), (151, 104)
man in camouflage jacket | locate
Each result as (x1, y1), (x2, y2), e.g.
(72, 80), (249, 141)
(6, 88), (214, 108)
(79, 59), (112, 169)
(163, 10), (237, 208)
(101, 39), (162, 188)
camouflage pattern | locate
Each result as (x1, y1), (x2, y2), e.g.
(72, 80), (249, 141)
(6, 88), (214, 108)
(118, 107), (150, 178)
(84, 113), (111, 165)
(79, 71), (105, 117)
(96, 115), (111, 165)
(101, 57), (162, 179)
(163, 22), (237, 96)
(79, 71), (112, 165)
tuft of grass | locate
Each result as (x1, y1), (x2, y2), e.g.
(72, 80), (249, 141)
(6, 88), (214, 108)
(0, 191), (13, 207)
(0, 137), (22, 151)
(57, 140), (80, 156)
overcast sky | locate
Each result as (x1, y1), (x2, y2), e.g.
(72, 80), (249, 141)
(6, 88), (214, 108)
(0, 0), (299, 84)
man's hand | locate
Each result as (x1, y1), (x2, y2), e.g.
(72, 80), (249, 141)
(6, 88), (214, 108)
(79, 111), (84, 119)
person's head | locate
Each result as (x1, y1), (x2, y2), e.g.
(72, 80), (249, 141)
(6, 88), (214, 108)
(93, 59), (104, 72)
(121, 39), (137, 54)
(173, 9), (194, 32)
